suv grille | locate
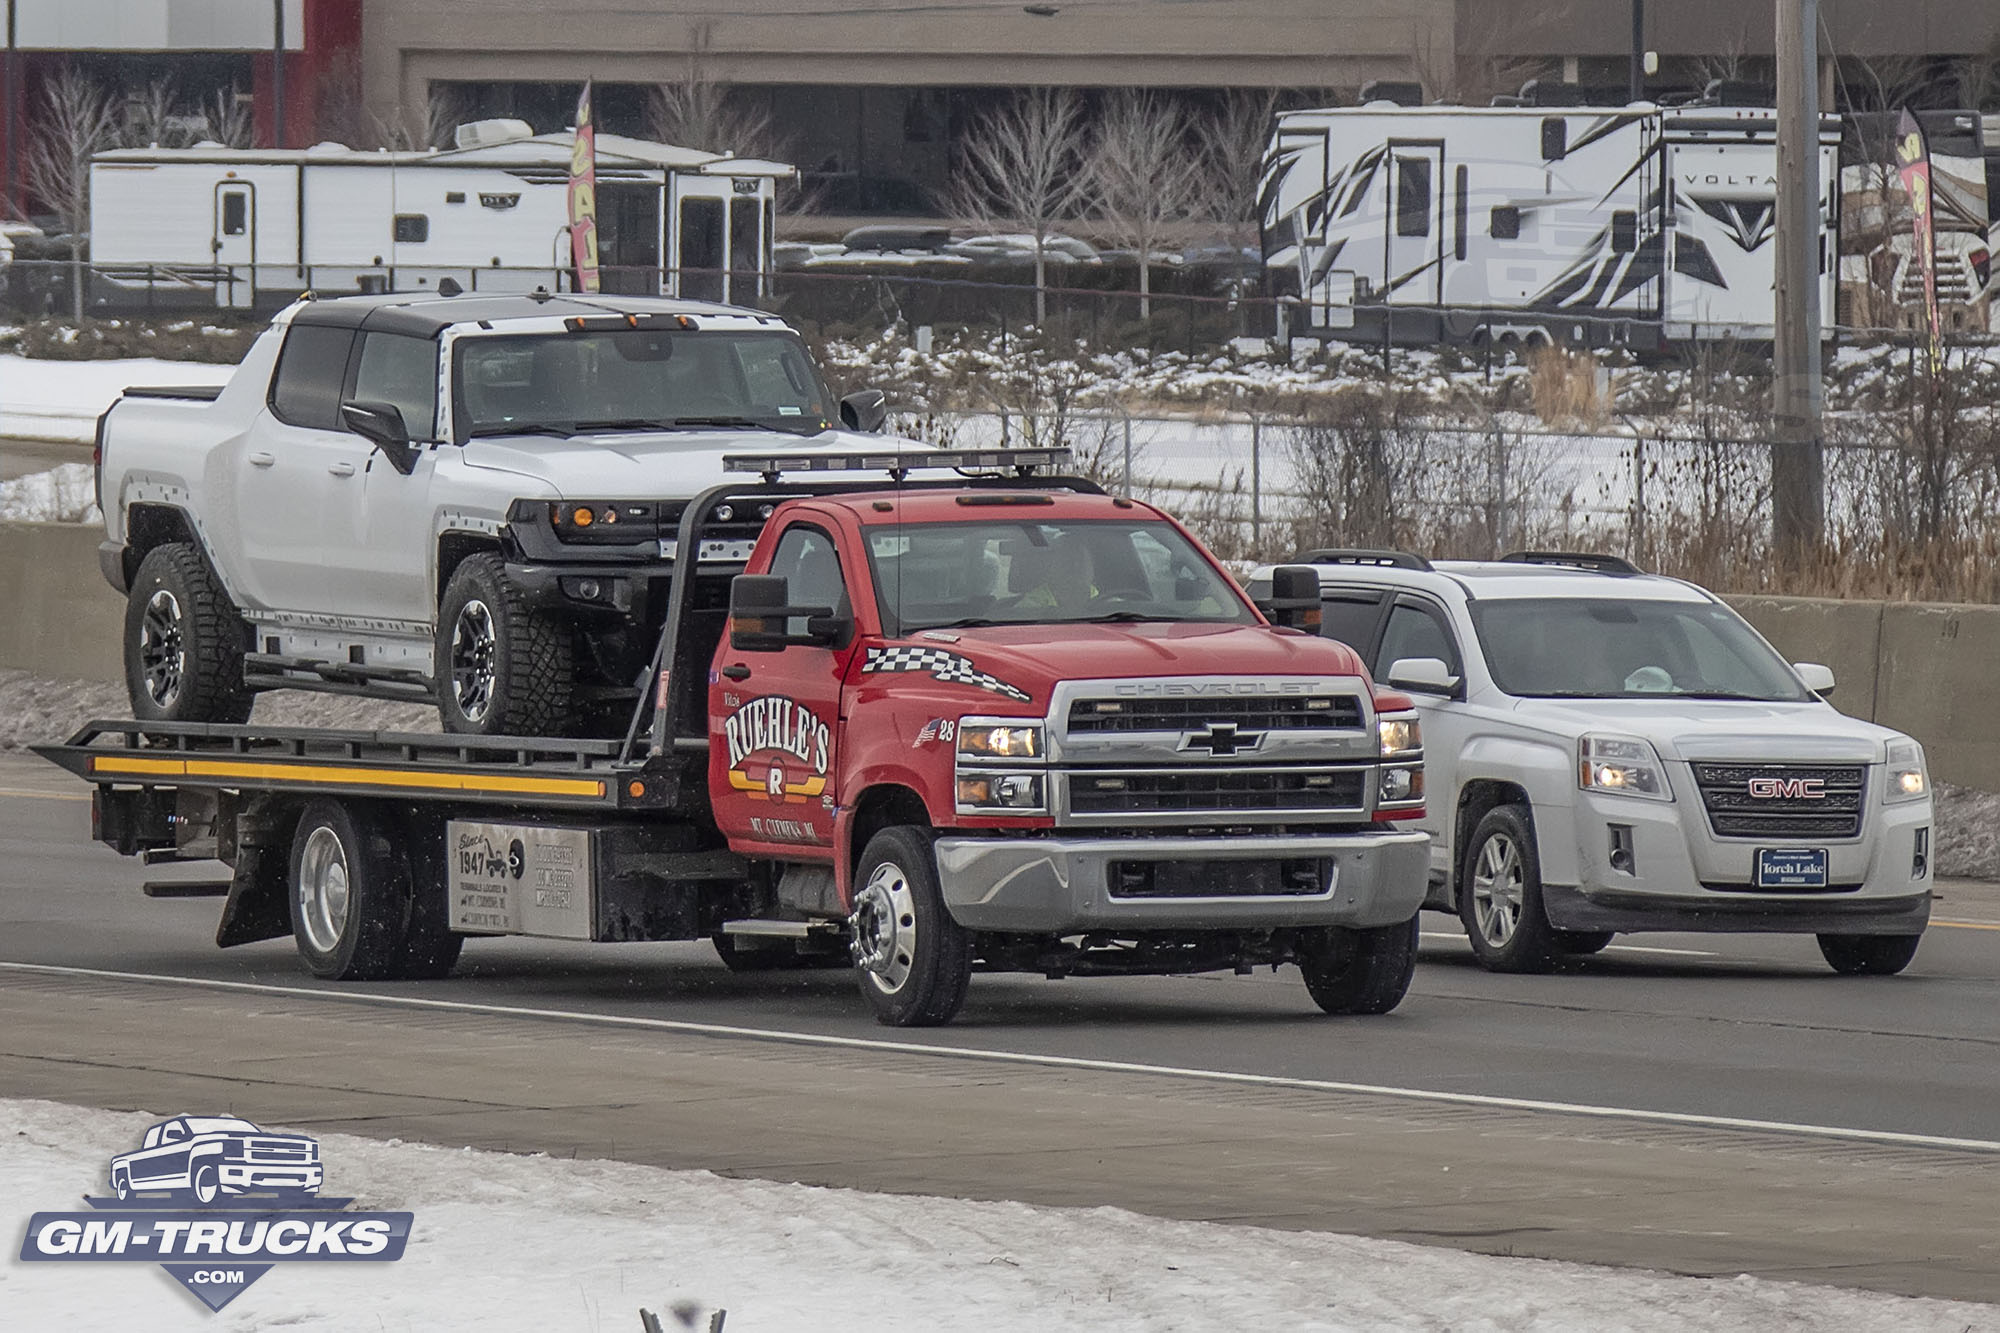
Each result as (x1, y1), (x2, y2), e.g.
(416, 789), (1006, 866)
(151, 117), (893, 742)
(1067, 694), (1363, 734)
(1068, 768), (1367, 816)
(1690, 763), (1866, 839)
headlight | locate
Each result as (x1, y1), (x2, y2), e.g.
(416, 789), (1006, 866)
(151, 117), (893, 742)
(1579, 735), (1672, 801)
(543, 499), (660, 543)
(1378, 714), (1422, 758)
(956, 772), (1045, 812)
(1885, 740), (1929, 804)
(957, 720), (1044, 760)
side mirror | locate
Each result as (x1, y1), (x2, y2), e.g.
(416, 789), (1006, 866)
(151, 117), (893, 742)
(1385, 656), (1462, 699)
(1255, 565), (1322, 631)
(1793, 662), (1836, 698)
(839, 388), (889, 433)
(340, 400), (418, 475)
(729, 574), (843, 652)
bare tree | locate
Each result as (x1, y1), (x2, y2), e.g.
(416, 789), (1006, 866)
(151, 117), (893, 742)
(197, 89), (253, 149)
(1195, 89), (1279, 246)
(1088, 92), (1204, 320)
(120, 79), (187, 149)
(948, 88), (1092, 325)
(25, 66), (120, 319)
(647, 23), (778, 158)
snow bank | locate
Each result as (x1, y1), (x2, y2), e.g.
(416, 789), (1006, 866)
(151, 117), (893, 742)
(0, 668), (436, 751)
(0, 355), (228, 444)
(0, 462), (98, 523)
(2, 1097), (1993, 1332)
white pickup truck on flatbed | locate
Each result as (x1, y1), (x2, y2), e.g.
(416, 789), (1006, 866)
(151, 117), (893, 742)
(96, 291), (898, 736)
(1250, 550), (1936, 976)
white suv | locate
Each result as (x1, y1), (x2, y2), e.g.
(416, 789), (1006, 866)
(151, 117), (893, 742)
(1249, 551), (1934, 976)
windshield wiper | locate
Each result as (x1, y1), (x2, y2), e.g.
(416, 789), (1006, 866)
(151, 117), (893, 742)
(571, 417), (681, 434)
(671, 415), (776, 430)
(465, 423), (576, 440)
(914, 617), (1010, 629)
(1077, 611), (1172, 623)
(1666, 691), (1783, 701)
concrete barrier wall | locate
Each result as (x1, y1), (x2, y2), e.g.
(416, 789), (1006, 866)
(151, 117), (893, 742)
(3, 521), (1997, 787)
(0, 522), (123, 685)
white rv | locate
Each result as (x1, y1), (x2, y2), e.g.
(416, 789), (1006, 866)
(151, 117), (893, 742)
(1838, 111), (1993, 335)
(1260, 103), (1841, 349)
(88, 120), (793, 311)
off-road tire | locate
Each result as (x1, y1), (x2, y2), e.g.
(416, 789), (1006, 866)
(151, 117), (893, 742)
(436, 553), (575, 737)
(1459, 804), (1562, 974)
(288, 799), (416, 981)
(1818, 933), (1922, 976)
(1555, 930), (1616, 955)
(1298, 916), (1420, 1015)
(124, 542), (253, 724)
(851, 826), (973, 1027)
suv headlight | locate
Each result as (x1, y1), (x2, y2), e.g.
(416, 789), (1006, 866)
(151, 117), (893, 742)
(1885, 739), (1929, 804)
(957, 720), (1044, 760)
(1579, 735), (1673, 801)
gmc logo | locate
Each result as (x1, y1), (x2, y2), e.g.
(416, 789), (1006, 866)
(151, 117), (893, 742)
(1748, 777), (1825, 800)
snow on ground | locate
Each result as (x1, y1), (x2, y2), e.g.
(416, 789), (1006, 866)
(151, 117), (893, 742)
(0, 668), (436, 752)
(0, 355), (229, 444)
(0, 461), (97, 523)
(2, 1097), (1993, 1333)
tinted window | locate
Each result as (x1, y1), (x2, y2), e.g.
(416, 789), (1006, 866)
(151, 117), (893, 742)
(1454, 165), (1469, 261)
(393, 214), (430, 243)
(729, 196), (760, 306)
(1396, 157), (1432, 237)
(220, 191), (248, 236)
(1375, 602), (1460, 678)
(1468, 598), (1811, 701)
(1611, 210), (1638, 254)
(679, 197), (725, 302)
(352, 332), (440, 440)
(269, 324), (357, 430)
(1491, 206), (1522, 241)
(767, 525), (849, 636)
(1317, 594), (1386, 654)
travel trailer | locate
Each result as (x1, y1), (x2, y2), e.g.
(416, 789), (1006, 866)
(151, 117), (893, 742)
(1260, 103), (1841, 349)
(88, 120), (793, 311)
(1839, 111), (1993, 334)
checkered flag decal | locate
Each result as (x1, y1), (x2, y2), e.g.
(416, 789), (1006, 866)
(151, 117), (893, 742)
(864, 646), (1032, 702)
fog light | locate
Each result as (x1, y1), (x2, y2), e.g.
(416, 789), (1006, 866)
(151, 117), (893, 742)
(1914, 826), (1931, 880)
(1608, 823), (1635, 875)
(577, 579), (602, 601)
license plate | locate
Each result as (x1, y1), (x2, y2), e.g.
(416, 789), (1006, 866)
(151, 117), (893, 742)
(1755, 848), (1828, 889)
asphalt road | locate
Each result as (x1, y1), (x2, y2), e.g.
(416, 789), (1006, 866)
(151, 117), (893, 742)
(6, 752), (2000, 1302)
(0, 435), (86, 481)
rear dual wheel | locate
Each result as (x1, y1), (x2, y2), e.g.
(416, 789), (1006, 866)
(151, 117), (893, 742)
(289, 800), (463, 981)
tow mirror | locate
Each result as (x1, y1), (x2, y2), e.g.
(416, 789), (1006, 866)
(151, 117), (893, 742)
(340, 400), (418, 476)
(1793, 662), (1836, 698)
(839, 388), (889, 433)
(1386, 656), (1462, 699)
(729, 574), (844, 652)
(1255, 565), (1323, 631)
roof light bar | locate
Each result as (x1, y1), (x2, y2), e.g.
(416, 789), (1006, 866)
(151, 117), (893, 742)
(723, 447), (1074, 482)
(562, 313), (697, 332)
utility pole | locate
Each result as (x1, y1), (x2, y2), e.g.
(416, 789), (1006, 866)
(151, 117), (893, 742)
(1772, 0), (1825, 560)
(1629, 0), (1646, 104)
(4, 0), (16, 220)
(271, 0), (286, 150)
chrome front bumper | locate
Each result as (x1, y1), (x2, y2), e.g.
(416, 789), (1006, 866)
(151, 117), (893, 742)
(933, 829), (1430, 934)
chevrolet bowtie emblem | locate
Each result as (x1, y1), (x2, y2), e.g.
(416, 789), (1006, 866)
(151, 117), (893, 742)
(1181, 721), (1262, 756)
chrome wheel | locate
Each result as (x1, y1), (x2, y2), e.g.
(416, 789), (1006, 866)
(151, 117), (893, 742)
(296, 826), (352, 956)
(851, 860), (918, 994)
(1470, 832), (1525, 948)
(449, 599), (497, 721)
(138, 589), (185, 707)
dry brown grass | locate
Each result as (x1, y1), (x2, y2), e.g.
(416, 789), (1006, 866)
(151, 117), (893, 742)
(1527, 344), (1609, 428)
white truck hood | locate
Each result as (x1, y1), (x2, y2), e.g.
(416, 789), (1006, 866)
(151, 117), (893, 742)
(459, 428), (930, 497)
(1507, 697), (1902, 763)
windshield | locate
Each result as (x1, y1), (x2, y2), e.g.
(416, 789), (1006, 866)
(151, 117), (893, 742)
(454, 330), (833, 439)
(1469, 597), (1812, 701)
(183, 1117), (260, 1134)
(865, 518), (1256, 633)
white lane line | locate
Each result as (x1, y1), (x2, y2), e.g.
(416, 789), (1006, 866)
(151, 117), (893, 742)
(1419, 932), (1715, 959)
(3, 960), (1997, 1156)
(0, 787), (89, 802)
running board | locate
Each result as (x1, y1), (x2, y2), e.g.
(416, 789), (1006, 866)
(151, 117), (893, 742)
(144, 880), (231, 898)
(719, 919), (844, 939)
(244, 653), (434, 702)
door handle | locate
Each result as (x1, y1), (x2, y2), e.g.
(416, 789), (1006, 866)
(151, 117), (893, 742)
(328, 462), (356, 478)
(248, 452), (275, 467)
(721, 664), (752, 681)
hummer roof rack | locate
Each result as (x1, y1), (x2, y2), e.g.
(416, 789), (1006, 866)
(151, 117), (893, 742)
(1499, 551), (1643, 576)
(724, 446), (1074, 483)
(1291, 548), (1434, 571)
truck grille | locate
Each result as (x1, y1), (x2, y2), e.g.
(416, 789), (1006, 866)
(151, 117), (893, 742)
(1067, 693), (1363, 734)
(1690, 763), (1866, 839)
(1068, 768), (1367, 816)
(246, 1138), (313, 1162)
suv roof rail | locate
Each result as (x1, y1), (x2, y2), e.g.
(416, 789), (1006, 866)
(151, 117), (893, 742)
(1290, 548), (1434, 571)
(1498, 550), (1643, 576)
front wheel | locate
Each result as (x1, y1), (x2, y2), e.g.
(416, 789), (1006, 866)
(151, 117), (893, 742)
(850, 826), (972, 1027)
(1298, 916), (1420, 1015)
(123, 542), (252, 724)
(1458, 804), (1561, 974)
(191, 1164), (221, 1205)
(1818, 933), (1922, 976)
(436, 553), (575, 736)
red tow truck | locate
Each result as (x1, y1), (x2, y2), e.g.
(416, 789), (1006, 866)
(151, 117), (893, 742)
(40, 448), (1431, 1026)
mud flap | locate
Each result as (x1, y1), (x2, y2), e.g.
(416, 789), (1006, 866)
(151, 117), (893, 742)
(215, 798), (299, 948)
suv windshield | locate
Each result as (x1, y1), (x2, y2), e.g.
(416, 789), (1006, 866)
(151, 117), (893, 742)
(455, 330), (833, 439)
(1469, 597), (1812, 701)
(866, 518), (1255, 633)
